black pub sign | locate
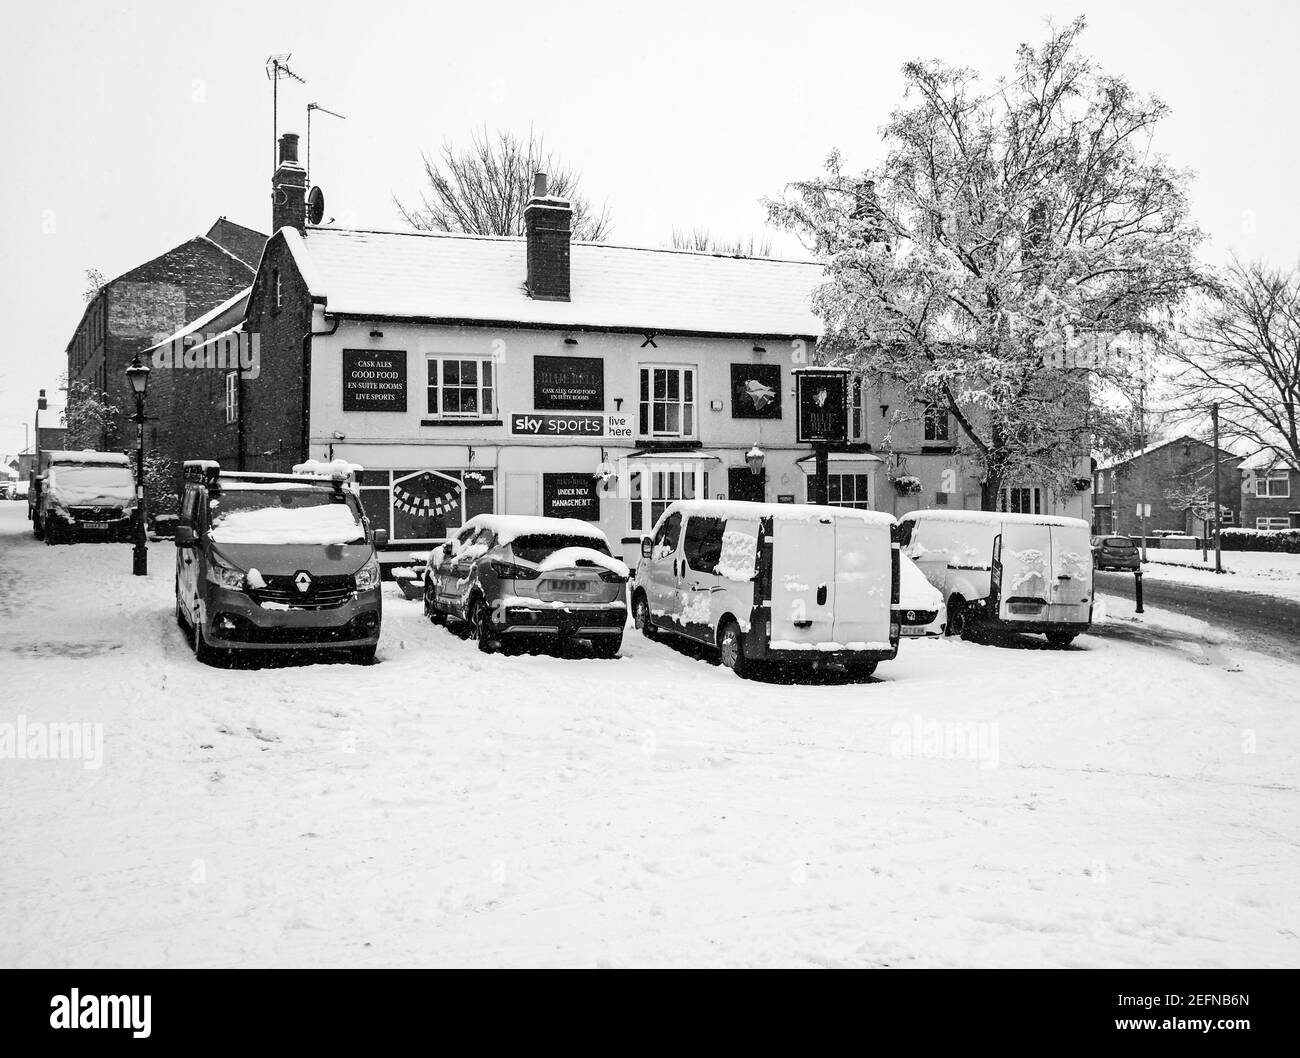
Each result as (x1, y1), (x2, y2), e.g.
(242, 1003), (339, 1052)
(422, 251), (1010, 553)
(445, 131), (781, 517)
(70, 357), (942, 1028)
(542, 472), (600, 520)
(533, 355), (604, 411)
(342, 349), (407, 412)
(794, 368), (849, 444)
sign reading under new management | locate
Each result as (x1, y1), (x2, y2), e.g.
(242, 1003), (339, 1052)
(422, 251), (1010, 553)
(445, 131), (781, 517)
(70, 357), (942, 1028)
(542, 473), (601, 520)
(342, 349), (407, 412)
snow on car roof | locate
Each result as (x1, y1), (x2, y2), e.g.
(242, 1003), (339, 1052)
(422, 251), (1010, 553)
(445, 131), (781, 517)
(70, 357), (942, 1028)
(900, 509), (1089, 530)
(44, 450), (132, 467)
(662, 499), (896, 526)
(464, 513), (610, 546)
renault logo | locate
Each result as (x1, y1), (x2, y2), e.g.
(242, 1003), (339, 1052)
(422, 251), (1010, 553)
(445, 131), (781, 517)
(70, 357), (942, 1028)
(294, 571), (313, 593)
(907, 610), (916, 622)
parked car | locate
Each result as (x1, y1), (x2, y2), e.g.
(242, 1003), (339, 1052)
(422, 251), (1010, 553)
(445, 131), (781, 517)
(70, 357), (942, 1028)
(631, 500), (899, 677)
(897, 552), (946, 637)
(899, 510), (1093, 648)
(174, 459), (386, 665)
(1091, 534), (1140, 571)
(424, 514), (629, 656)
(2, 480), (16, 501)
(32, 451), (136, 544)
(13, 480), (29, 501)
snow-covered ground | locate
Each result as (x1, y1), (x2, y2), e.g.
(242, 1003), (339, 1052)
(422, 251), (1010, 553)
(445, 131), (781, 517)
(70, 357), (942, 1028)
(1142, 550), (1300, 603)
(1, 502), (1298, 968)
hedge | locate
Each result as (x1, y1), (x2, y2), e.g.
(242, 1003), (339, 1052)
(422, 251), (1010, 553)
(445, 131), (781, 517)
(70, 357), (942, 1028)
(1220, 527), (1300, 553)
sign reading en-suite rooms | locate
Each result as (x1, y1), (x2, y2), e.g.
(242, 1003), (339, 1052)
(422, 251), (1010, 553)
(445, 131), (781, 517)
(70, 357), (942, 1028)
(342, 350), (407, 412)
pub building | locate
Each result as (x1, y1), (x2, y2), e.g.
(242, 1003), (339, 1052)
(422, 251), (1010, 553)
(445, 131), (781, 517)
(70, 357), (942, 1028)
(226, 134), (1088, 569)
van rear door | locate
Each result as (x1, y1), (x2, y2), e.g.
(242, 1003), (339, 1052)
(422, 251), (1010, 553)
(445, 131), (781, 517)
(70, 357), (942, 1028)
(1047, 524), (1093, 623)
(769, 517), (837, 648)
(832, 516), (892, 647)
(997, 521), (1053, 622)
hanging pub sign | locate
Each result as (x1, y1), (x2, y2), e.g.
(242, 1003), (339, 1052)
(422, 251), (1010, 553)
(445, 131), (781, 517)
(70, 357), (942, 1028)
(533, 356), (604, 411)
(794, 368), (849, 444)
(342, 349), (407, 412)
(542, 473), (601, 520)
(730, 363), (782, 419)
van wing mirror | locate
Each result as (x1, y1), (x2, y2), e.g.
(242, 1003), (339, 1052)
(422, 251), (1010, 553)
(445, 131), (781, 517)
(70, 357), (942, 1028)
(441, 542), (454, 558)
(372, 528), (389, 548)
(641, 537), (653, 559)
(175, 525), (196, 548)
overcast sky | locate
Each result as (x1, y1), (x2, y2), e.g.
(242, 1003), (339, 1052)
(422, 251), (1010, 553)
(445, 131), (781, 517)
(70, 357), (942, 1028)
(1, 0), (1296, 461)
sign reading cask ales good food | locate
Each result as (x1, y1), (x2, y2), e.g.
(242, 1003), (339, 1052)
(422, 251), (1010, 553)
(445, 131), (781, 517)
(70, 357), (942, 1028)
(343, 349), (407, 412)
(542, 473), (600, 520)
(534, 356), (604, 411)
(794, 368), (849, 444)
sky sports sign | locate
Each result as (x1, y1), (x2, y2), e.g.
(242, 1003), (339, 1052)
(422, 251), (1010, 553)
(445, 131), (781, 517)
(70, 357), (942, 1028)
(511, 413), (633, 438)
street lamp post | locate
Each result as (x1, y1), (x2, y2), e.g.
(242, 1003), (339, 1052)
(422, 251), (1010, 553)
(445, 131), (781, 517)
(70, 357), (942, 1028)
(125, 355), (150, 576)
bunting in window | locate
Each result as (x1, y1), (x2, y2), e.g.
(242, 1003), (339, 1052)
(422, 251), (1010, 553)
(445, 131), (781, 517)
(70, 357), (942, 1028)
(392, 471), (463, 517)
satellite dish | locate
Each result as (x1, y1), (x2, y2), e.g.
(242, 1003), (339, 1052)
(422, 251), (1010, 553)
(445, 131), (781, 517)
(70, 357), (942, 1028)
(307, 186), (326, 226)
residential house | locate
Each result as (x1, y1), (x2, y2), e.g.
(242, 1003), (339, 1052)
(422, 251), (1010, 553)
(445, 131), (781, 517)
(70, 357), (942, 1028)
(1239, 449), (1300, 530)
(1094, 435), (1242, 537)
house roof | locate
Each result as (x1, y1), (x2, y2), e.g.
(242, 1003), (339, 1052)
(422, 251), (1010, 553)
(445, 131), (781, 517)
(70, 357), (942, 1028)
(283, 226), (825, 338)
(1239, 449), (1300, 472)
(204, 217), (268, 269)
(1097, 435), (1241, 471)
(144, 286), (252, 355)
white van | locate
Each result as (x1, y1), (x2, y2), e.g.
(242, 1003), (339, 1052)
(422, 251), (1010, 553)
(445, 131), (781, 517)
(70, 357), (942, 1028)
(631, 500), (899, 676)
(898, 510), (1093, 647)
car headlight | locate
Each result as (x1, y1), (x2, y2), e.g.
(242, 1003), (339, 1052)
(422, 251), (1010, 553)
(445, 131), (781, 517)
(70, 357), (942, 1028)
(354, 555), (381, 591)
(206, 555), (247, 590)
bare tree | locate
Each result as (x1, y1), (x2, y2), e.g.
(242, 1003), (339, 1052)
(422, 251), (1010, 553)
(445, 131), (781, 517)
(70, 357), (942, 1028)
(669, 227), (774, 257)
(83, 268), (105, 303)
(767, 18), (1203, 508)
(395, 127), (613, 242)
(1168, 258), (1300, 470)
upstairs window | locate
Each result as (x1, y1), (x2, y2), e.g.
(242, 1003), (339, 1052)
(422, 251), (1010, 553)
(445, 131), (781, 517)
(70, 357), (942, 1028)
(923, 402), (950, 443)
(1258, 469), (1290, 498)
(639, 366), (696, 438)
(426, 356), (495, 418)
(224, 371), (239, 424)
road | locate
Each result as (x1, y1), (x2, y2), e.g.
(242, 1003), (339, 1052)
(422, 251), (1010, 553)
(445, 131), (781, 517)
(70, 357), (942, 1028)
(1095, 569), (1300, 661)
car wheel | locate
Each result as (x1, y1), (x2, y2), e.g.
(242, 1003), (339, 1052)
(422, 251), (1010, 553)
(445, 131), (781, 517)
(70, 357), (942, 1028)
(717, 619), (749, 676)
(350, 644), (378, 665)
(424, 584), (445, 625)
(175, 581), (190, 633)
(193, 619), (226, 667)
(945, 597), (968, 638)
(849, 660), (878, 680)
(469, 598), (495, 654)
(1046, 631), (1077, 649)
(591, 636), (622, 659)
(633, 593), (658, 640)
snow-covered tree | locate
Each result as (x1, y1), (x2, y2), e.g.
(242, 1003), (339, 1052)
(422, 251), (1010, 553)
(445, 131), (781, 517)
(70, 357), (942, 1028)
(767, 18), (1203, 508)
(62, 375), (121, 450)
(1168, 258), (1300, 471)
(395, 127), (612, 242)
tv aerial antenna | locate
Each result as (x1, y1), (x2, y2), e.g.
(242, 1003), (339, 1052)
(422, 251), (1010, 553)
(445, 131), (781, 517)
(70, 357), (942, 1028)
(265, 54), (306, 173)
(306, 102), (347, 189)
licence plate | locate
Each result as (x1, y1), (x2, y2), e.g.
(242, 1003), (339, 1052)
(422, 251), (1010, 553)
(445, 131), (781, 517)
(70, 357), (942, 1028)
(901, 626), (929, 636)
(544, 580), (585, 593)
(84, 521), (110, 529)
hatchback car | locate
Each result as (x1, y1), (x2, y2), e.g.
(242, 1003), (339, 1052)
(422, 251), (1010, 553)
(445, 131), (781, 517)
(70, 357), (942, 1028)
(1091, 534), (1140, 571)
(896, 553), (945, 637)
(424, 514), (628, 656)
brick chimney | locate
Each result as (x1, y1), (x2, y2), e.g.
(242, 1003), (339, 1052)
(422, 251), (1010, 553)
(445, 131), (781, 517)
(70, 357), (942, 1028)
(272, 132), (306, 234)
(524, 172), (571, 301)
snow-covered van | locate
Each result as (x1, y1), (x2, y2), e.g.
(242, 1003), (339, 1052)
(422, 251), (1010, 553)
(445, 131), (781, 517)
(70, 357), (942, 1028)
(174, 459), (388, 664)
(32, 450), (136, 544)
(632, 500), (899, 676)
(898, 510), (1093, 647)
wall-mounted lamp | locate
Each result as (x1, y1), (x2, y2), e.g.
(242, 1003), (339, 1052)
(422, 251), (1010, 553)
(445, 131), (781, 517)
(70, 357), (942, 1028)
(746, 444), (766, 477)
(709, 399), (725, 412)
(369, 329), (384, 339)
(752, 345), (767, 354)
(331, 430), (346, 440)
(564, 337), (579, 346)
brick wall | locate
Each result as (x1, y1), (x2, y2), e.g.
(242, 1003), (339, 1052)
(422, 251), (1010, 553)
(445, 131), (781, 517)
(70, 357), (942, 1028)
(1240, 467), (1299, 529)
(1096, 438), (1242, 537)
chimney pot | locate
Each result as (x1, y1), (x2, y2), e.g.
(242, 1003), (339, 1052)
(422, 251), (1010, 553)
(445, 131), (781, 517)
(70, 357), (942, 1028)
(533, 172), (548, 198)
(272, 131), (307, 234)
(279, 132), (300, 165)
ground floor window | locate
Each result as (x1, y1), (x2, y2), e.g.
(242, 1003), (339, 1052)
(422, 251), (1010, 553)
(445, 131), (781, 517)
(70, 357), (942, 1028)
(824, 472), (871, 509)
(1000, 486), (1042, 515)
(1256, 516), (1290, 530)
(357, 467), (495, 542)
(628, 466), (708, 533)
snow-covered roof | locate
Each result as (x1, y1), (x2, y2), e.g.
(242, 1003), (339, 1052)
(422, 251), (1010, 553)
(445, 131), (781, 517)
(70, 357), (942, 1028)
(901, 509), (1090, 530)
(664, 499), (896, 526)
(44, 450), (131, 467)
(1239, 449), (1298, 472)
(287, 227), (825, 338)
(144, 286), (251, 355)
(464, 513), (611, 546)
